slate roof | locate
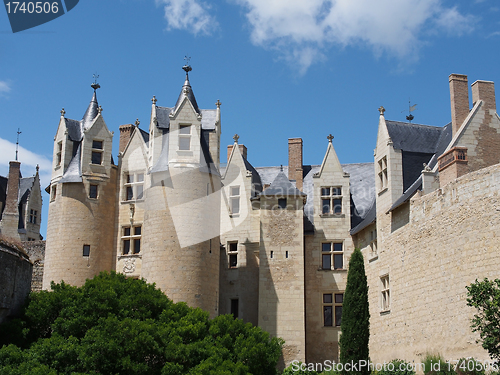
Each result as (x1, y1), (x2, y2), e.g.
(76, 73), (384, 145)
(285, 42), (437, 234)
(155, 106), (218, 130)
(174, 75), (200, 115)
(65, 91), (100, 142)
(59, 142), (82, 183)
(18, 177), (34, 204)
(259, 170), (306, 197)
(386, 121), (444, 153)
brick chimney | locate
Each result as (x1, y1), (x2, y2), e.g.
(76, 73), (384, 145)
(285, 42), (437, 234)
(4, 161), (21, 214)
(449, 74), (470, 137)
(288, 138), (303, 191)
(471, 80), (496, 112)
(119, 124), (135, 154)
(227, 144), (247, 162)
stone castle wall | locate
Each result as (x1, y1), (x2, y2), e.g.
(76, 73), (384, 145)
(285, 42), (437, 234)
(22, 240), (45, 291)
(363, 163), (500, 363)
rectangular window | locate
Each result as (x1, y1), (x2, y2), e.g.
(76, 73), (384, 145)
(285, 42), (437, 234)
(89, 184), (98, 199)
(56, 141), (62, 166)
(29, 209), (38, 224)
(230, 298), (239, 318)
(83, 245), (90, 257)
(370, 229), (378, 255)
(91, 139), (103, 165)
(323, 293), (343, 327)
(378, 156), (388, 191)
(321, 186), (342, 215)
(230, 186), (240, 215)
(278, 198), (287, 209)
(228, 241), (238, 268)
(122, 225), (142, 255)
(179, 125), (191, 150)
(50, 185), (57, 202)
(381, 275), (390, 311)
(124, 172), (144, 201)
(321, 242), (343, 270)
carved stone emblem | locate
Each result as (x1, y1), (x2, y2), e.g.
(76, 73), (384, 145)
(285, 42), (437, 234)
(123, 258), (136, 274)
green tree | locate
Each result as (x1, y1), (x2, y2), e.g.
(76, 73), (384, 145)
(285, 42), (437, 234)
(339, 248), (370, 375)
(0, 272), (283, 374)
(466, 278), (500, 365)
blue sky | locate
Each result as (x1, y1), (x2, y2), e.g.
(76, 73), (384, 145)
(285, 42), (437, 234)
(1, 0), (499, 238)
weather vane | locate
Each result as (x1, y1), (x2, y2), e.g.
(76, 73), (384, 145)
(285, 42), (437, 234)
(184, 55), (191, 65)
(91, 72), (100, 91)
(15, 128), (21, 161)
(402, 99), (417, 123)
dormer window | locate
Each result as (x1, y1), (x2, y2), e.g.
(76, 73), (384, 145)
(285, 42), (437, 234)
(321, 187), (342, 215)
(56, 141), (62, 166)
(179, 125), (191, 151)
(230, 186), (240, 215)
(91, 140), (103, 165)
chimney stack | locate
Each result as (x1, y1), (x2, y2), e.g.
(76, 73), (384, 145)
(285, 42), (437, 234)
(471, 80), (496, 112)
(119, 124), (135, 154)
(4, 161), (21, 214)
(288, 138), (303, 191)
(449, 74), (470, 136)
(227, 144), (247, 162)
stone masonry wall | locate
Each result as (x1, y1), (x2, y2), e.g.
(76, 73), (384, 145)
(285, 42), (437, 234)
(22, 240), (45, 291)
(365, 163), (500, 363)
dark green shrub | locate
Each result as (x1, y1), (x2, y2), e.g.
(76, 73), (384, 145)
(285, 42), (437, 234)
(376, 359), (416, 375)
(422, 353), (456, 375)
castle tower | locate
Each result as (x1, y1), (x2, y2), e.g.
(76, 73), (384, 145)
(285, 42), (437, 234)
(0, 161), (21, 240)
(139, 65), (221, 317)
(43, 83), (117, 289)
(258, 170), (306, 367)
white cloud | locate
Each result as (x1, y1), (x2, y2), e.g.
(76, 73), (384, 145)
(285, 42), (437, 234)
(0, 81), (11, 94)
(0, 138), (52, 188)
(156, 0), (218, 35)
(234, 0), (476, 73)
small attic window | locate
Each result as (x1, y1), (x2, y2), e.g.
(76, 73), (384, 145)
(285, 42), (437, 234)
(278, 198), (287, 209)
(56, 141), (62, 166)
(179, 125), (191, 151)
(91, 140), (103, 165)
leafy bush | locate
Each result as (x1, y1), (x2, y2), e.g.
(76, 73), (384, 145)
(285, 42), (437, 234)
(0, 272), (283, 374)
(422, 353), (456, 375)
(282, 361), (319, 374)
(454, 358), (485, 375)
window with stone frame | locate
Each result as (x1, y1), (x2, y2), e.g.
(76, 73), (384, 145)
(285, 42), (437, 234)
(378, 156), (388, 191)
(380, 275), (390, 311)
(228, 241), (238, 268)
(124, 172), (144, 201)
(178, 125), (191, 151)
(230, 186), (240, 215)
(370, 229), (377, 254)
(89, 184), (98, 199)
(83, 245), (90, 257)
(91, 140), (103, 165)
(56, 141), (62, 166)
(122, 225), (142, 255)
(321, 187), (342, 215)
(321, 242), (344, 270)
(50, 185), (57, 202)
(29, 209), (38, 224)
(323, 292), (343, 327)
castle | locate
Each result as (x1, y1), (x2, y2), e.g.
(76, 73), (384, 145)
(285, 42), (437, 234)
(43, 68), (500, 366)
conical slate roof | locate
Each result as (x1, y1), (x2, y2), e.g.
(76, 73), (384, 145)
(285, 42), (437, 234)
(174, 66), (200, 114)
(81, 90), (99, 130)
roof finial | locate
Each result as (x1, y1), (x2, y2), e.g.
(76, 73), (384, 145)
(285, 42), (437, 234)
(91, 72), (100, 91)
(216, 99), (221, 108)
(152, 95), (157, 105)
(98, 106), (103, 114)
(36, 164), (39, 173)
(60, 108), (66, 117)
(379, 106), (385, 115)
(280, 164), (283, 172)
(15, 128), (21, 161)
(135, 118), (140, 127)
(327, 134), (334, 143)
(233, 134), (239, 143)
(182, 55), (192, 77)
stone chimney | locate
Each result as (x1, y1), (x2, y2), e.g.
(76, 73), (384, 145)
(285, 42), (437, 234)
(119, 124), (135, 154)
(472, 80), (496, 112)
(288, 138), (303, 191)
(227, 144), (247, 162)
(449, 74), (470, 137)
(0, 161), (21, 240)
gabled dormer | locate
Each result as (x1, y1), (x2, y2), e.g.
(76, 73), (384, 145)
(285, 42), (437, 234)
(313, 135), (351, 221)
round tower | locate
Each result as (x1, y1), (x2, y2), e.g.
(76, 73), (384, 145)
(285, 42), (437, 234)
(43, 84), (117, 289)
(140, 65), (221, 317)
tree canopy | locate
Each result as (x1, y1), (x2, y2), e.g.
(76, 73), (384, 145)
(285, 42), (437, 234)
(0, 272), (283, 375)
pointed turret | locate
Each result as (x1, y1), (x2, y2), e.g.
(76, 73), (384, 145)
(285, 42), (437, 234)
(174, 64), (200, 114)
(82, 83), (100, 130)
